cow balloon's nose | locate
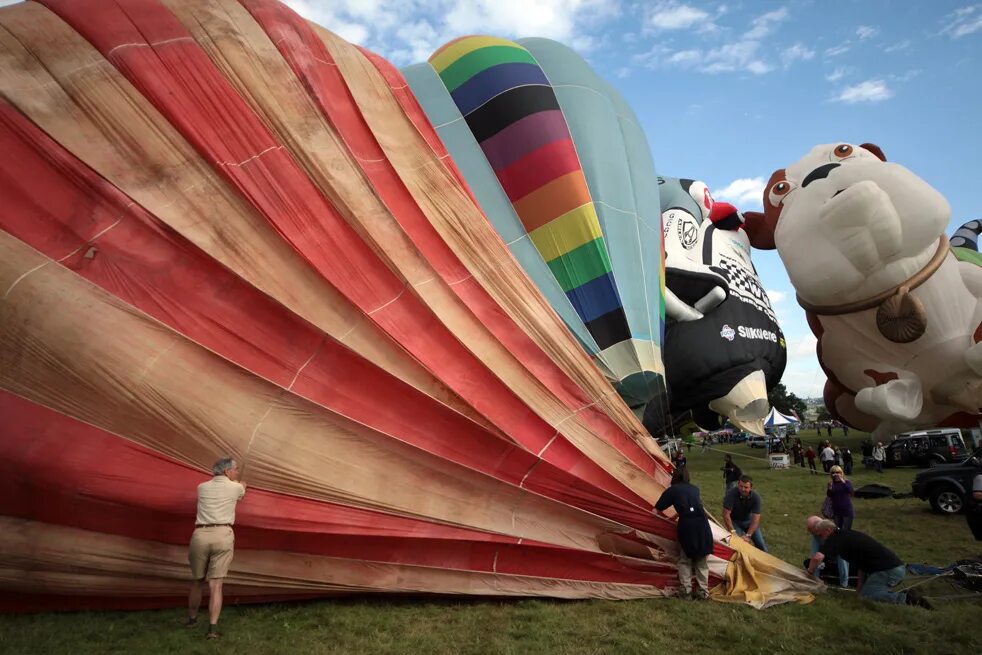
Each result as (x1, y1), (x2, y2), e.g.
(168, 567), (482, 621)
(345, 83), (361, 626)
(802, 163), (840, 187)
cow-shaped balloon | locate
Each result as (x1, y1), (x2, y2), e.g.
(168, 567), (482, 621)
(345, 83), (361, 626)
(646, 177), (786, 437)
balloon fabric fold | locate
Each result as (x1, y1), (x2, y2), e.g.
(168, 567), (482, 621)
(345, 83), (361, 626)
(0, 0), (817, 611)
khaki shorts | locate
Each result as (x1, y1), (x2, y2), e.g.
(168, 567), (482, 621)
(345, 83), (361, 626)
(188, 526), (234, 580)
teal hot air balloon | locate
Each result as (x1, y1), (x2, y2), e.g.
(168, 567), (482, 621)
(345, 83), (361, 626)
(404, 36), (666, 413)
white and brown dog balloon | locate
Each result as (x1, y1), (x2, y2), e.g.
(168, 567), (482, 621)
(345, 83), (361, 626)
(743, 142), (982, 438)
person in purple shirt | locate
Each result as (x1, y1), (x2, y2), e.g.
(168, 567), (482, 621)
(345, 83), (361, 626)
(827, 465), (854, 531)
(818, 465), (854, 588)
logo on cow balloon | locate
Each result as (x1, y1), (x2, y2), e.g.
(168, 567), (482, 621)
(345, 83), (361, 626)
(737, 326), (779, 342)
(720, 324), (736, 341)
(677, 216), (699, 250)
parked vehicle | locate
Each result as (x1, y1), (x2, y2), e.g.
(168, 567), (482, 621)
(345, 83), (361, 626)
(884, 429), (968, 468)
(729, 431), (749, 443)
(965, 428), (982, 451)
(911, 448), (982, 514)
(748, 435), (781, 449)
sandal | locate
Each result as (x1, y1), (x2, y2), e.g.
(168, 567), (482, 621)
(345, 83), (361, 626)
(206, 631), (220, 640)
(183, 617), (198, 628)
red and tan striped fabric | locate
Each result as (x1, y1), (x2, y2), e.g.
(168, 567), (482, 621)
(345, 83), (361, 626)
(0, 0), (818, 611)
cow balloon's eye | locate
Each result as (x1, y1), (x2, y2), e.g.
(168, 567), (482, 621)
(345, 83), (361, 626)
(768, 180), (793, 207)
(833, 144), (853, 158)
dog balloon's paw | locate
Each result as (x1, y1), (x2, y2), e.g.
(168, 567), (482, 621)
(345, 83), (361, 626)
(855, 377), (923, 421)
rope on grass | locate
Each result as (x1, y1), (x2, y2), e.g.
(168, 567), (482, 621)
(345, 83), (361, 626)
(923, 593), (982, 602)
(896, 570), (954, 592)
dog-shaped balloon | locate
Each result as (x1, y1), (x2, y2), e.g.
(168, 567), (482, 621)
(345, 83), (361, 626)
(744, 143), (982, 437)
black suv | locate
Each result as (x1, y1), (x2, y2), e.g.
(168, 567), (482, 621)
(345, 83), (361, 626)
(911, 448), (982, 514)
(884, 429), (967, 468)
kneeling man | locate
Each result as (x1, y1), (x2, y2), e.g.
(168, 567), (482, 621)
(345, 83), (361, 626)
(806, 520), (930, 608)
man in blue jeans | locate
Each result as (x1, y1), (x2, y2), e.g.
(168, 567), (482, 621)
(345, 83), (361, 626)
(722, 475), (767, 552)
(806, 520), (932, 609)
(806, 515), (848, 587)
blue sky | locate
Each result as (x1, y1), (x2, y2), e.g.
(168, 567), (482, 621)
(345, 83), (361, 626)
(279, 0), (980, 400)
(5, 0), (977, 399)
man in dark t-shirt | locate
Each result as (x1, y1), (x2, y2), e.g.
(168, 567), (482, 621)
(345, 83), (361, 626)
(806, 521), (931, 608)
(722, 475), (767, 552)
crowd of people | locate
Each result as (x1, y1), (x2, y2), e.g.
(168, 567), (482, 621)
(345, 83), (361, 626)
(652, 427), (982, 611)
(183, 434), (976, 635)
(783, 438), (856, 474)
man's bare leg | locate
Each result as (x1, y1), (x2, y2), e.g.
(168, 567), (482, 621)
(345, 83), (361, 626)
(187, 579), (203, 624)
(207, 578), (224, 636)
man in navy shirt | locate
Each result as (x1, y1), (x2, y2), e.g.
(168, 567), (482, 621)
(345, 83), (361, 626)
(722, 475), (766, 551)
(806, 520), (931, 608)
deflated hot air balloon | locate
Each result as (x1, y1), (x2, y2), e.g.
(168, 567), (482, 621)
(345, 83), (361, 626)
(0, 0), (818, 611)
(647, 177), (787, 435)
(743, 143), (982, 437)
(403, 36), (665, 414)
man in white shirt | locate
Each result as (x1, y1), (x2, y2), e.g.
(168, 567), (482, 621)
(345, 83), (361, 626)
(186, 457), (246, 639)
(872, 442), (886, 473)
(820, 444), (836, 473)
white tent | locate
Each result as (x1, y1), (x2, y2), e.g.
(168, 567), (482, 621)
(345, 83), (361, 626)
(764, 407), (799, 427)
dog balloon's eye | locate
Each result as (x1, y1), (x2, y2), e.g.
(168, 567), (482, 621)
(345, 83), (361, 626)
(833, 144), (853, 158)
(768, 180), (793, 207)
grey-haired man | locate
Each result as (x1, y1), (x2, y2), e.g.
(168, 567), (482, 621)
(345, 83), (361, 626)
(186, 457), (246, 639)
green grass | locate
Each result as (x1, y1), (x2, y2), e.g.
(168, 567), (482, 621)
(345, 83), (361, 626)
(1, 429), (979, 655)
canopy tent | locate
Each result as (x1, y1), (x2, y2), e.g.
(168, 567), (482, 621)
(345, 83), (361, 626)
(764, 408), (800, 427)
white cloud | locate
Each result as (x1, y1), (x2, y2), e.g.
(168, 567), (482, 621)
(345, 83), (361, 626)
(832, 79), (894, 104)
(647, 1), (710, 30)
(634, 40), (773, 76)
(765, 289), (787, 305)
(941, 4), (982, 38)
(825, 67), (846, 82)
(332, 20), (371, 44)
(856, 25), (879, 40)
(782, 333), (822, 393)
(787, 333), (818, 358)
(824, 42), (851, 57)
(744, 7), (789, 39)
(781, 43), (815, 68)
(445, 0), (615, 44)
(883, 40), (911, 53)
(635, 6), (807, 77)
(780, 358), (826, 399)
(285, 0), (618, 66)
(702, 41), (772, 74)
(667, 49), (702, 65)
(715, 177), (766, 207)
(744, 60), (771, 75)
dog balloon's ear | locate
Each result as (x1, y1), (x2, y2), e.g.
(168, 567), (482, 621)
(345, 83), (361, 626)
(859, 143), (887, 161)
(742, 211), (777, 250)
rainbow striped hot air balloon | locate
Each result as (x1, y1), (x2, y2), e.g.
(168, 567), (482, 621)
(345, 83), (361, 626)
(404, 36), (667, 414)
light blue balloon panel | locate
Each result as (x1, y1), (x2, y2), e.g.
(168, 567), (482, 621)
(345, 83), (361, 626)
(518, 38), (665, 407)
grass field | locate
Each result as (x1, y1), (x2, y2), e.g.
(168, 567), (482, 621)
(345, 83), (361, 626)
(1, 429), (979, 655)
